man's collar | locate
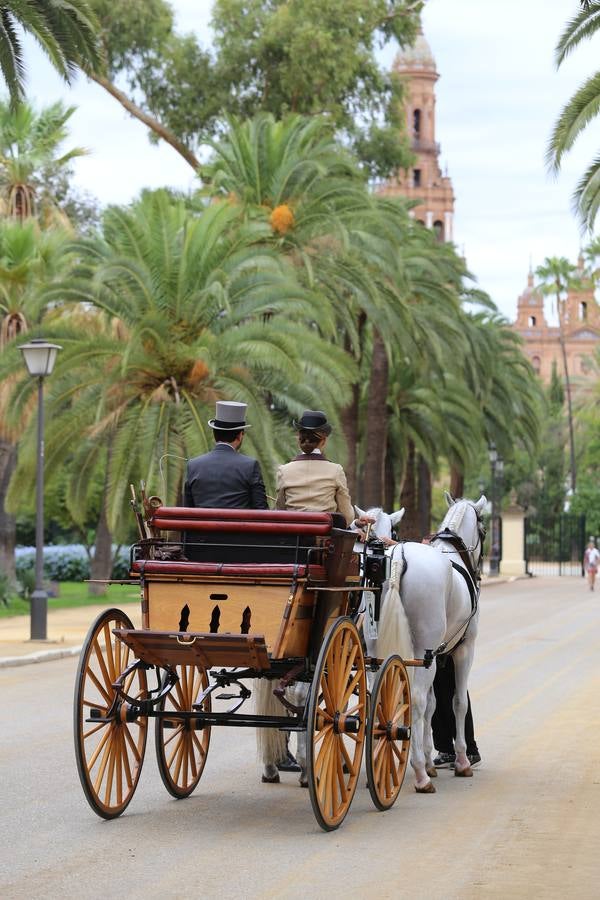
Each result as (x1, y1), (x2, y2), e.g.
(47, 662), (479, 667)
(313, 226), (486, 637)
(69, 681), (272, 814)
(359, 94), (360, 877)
(215, 442), (236, 451)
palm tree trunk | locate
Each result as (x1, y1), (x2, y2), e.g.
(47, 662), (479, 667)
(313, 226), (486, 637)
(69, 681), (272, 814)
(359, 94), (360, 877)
(417, 455), (432, 536)
(384, 439), (395, 511)
(0, 439), (17, 582)
(341, 382), (359, 501)
(89, 73), (200, 171)
(450, 466), (464, 498)
(556, 296), (577, 491)
(88, 497), (113, 596)
(399, 439), (420, 540)
(363, 329), (389, 507)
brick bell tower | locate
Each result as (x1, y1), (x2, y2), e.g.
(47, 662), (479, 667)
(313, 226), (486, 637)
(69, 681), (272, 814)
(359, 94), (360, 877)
(379, 23), (455, 241)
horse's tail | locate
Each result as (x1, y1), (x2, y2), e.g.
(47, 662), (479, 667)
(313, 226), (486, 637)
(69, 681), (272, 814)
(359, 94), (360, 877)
(254, 679), (287, 766)
(377, 546), (414, 665)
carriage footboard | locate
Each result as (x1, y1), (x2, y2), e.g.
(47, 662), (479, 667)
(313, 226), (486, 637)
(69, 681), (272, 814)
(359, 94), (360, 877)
(114, 628), (271, 670)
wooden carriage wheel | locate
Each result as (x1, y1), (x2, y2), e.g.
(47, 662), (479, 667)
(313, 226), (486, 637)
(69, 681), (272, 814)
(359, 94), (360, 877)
(307, 617), (367, 831)
(155, 665), (211, 798)
(74, 608), (148, 819)
(366, 654), (411, 811)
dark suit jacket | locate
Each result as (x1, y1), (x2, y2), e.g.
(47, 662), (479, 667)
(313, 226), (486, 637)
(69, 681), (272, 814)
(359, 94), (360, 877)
(183, 444), (268, 509)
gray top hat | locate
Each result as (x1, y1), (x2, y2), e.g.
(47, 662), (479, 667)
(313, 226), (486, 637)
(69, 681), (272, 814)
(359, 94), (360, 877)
(208, 400), (251, 430)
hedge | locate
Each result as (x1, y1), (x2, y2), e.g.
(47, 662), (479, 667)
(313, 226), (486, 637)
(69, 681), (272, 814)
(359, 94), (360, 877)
(15, 545), (130, 582)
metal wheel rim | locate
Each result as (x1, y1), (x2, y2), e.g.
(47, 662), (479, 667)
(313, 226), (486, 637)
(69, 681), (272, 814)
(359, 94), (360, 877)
(73, 608), (148, 819)
(307, 617), (367, 831)
(366, 654), (411, 811)
(155, 665), (211, 798)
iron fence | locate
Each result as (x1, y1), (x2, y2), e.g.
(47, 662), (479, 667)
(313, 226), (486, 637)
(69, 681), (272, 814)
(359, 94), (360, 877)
(524, 514), (586, 576)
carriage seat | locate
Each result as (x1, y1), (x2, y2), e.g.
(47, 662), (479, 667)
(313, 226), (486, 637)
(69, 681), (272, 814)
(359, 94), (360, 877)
(142, 507), (347, 566)
(130, 560), (327, 580)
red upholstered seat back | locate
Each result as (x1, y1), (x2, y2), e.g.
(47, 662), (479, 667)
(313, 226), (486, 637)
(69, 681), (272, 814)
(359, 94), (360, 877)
(149, 507), (335, 536)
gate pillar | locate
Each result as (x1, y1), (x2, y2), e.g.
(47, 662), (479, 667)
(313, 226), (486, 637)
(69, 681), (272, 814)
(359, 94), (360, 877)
(499, 495), (527, 576)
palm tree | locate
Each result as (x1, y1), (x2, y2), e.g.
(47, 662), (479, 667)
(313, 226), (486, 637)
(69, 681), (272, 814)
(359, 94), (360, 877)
(0, 1), (100, 104)
(0, 99), (86, 223)
(548, 1), (600, 230)
(203, 114), (416, 500)
(0, 219), (73, 580)
(536, 257), (579, 491)
(3, 192), (356, 555)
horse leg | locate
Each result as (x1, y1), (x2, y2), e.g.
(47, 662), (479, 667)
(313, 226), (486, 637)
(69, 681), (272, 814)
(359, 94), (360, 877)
(423, 684), (437, 778)
(452, 644), (474, 777)
(255, 680), (287, 783)
(293, 683), (310, 787)
(410, 666), (437, 793)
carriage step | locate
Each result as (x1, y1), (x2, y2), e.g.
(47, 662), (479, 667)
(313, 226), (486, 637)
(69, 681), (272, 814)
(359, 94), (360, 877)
(216, 693), (239, 700)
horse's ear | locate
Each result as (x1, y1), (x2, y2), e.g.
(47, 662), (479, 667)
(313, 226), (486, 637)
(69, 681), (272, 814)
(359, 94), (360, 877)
(474, 495), (487, 514)
(390, 507), (405, 526)
(444, 491), (455, 507)
(354, 505), (365, 518)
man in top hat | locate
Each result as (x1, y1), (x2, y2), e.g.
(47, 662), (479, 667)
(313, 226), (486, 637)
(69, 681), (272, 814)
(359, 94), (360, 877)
(184, 401), (268, 509)
(275, 410), (357, 526)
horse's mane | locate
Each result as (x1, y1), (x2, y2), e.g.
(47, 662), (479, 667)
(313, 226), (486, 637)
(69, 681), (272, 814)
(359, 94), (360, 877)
(441, 499), (468, 533)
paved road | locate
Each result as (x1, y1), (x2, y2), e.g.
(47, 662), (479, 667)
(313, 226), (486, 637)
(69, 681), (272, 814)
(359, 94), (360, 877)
(2, 577), (599, 899)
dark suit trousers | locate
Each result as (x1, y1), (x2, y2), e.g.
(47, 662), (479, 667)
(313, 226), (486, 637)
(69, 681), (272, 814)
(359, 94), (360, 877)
(431, 656), (478, 754)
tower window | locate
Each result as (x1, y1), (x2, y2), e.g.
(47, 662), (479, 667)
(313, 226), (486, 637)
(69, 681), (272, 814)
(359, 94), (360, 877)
(580, 301), (588, 320)
(433, 220), (444, 242)
(532, 356), (541, 373)
(413, 168), (421, 187)
(528, 315), (537, 327)
(413, 109), (421, 138)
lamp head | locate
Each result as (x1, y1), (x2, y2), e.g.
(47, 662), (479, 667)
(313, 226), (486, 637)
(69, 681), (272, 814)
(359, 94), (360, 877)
(18, 339), (62, 377)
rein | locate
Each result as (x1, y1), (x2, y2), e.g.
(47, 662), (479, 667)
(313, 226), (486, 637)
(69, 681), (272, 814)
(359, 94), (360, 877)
(426, 524), (484, 659)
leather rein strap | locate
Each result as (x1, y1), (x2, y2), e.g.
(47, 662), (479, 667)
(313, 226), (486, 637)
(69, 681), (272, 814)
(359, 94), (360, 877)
(429, 527), (481, 659)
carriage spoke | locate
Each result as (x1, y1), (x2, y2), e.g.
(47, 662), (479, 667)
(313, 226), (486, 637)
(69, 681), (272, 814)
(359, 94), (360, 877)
(314, 722), (333, 746)
(341, 670), (362, 709)
(86, 664), (112, 706)
(103, 624), (117, 682)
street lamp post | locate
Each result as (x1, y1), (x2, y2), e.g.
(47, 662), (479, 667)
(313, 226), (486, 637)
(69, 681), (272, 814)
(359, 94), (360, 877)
(18, 339), (62, 640)
(488, 443), (504, 576)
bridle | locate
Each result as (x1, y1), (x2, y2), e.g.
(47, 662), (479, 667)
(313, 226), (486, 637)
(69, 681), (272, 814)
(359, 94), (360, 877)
(428, 505), (487, 580)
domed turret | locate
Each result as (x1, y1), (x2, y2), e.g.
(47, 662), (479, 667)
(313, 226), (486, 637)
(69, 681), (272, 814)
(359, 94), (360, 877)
(393, 24), (436, 73)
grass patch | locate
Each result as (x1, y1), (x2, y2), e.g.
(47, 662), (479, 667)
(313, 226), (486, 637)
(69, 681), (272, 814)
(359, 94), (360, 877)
(0, 581), (139, 618)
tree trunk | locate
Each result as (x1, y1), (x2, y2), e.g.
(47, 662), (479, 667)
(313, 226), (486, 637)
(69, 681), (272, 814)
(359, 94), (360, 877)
(362, 329), (389, 508)
(399, 440), (420, 540)
(450, 466), (464, 499)
(89, 73), (200, 172)
(384, 440), (395, 512)
(556, 288), (576, 492)
(88, 498), (112, 596)
(417, 455), (432, 537)
(0, 439), (17, 582)
(341, 382), (360, 502)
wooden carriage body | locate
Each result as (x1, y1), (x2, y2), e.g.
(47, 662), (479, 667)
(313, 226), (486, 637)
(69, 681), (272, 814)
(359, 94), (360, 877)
(74, 504), (413, 830)
(117, 507), (359, 672)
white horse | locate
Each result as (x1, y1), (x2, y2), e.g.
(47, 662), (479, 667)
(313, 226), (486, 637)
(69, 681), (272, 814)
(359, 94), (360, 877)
(358, 494), (486, 793)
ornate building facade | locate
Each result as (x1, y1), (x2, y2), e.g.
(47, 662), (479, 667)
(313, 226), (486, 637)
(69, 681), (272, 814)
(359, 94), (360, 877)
(378, 27), (454, 241)
(512, 260), (600, 385)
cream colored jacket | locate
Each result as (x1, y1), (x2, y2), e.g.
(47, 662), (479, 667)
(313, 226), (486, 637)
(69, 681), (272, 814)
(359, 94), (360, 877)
(275, 454), (355, 526)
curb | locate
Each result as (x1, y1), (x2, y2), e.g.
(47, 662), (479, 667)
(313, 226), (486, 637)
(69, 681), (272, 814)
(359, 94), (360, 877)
(0, 644), (82, 669)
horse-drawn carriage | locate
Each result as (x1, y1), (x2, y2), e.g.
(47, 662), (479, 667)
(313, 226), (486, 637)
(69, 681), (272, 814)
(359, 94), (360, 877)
(74, 495), (419, 831)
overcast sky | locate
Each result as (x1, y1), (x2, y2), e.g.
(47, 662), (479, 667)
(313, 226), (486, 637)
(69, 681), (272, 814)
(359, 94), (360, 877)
(19, 0), (600, 321)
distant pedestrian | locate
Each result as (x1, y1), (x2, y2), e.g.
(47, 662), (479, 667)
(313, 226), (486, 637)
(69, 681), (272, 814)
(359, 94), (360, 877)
(584, 539), (600, 591)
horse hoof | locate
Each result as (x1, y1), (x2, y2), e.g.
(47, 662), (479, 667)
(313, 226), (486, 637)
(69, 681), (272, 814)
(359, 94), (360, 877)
(454, 765), (473, 778)
(261, 773), (280, 784)
(299, 778), (308, 789)
(425, 765), (438, 778)
(415, 781), (436, 794)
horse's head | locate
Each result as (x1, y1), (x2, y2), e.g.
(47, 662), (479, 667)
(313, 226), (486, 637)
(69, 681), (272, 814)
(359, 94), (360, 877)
(441, 493), (487, 570)
(354, 505), (405, 542)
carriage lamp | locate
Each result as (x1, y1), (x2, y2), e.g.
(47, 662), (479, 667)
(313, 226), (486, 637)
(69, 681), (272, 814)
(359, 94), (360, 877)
(488, 443), (504, 576)
(18, 339), (62, 641)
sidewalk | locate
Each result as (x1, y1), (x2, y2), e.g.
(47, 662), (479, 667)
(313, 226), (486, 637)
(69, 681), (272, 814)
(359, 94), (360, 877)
(0, 575), (526, 668)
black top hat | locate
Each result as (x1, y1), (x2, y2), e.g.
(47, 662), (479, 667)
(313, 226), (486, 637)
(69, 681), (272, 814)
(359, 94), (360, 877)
(293, 410), (332, 435)
(208, 400), (251, 431)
